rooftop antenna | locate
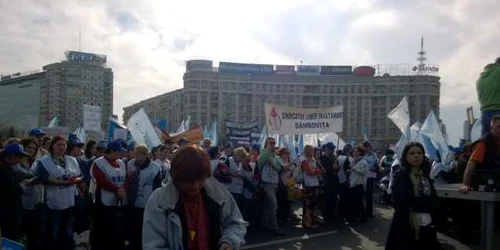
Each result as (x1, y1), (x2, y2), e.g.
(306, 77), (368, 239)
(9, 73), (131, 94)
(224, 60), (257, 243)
(417, 36), (426, 71)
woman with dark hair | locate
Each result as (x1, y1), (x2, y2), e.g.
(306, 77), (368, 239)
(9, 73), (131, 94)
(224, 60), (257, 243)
(143, 145), (247, 250)
(386, 142), (442, 250)
(276, 147), (292, 224)
(83, 140), (97, 162)
(36, 135), (83, 250)
(18, 138), (46, 250)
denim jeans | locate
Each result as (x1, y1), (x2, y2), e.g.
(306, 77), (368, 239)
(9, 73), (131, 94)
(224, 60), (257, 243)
(481, 110), (500, 137)
(47, 207), (75, 250)
(261, 183), (279, 231)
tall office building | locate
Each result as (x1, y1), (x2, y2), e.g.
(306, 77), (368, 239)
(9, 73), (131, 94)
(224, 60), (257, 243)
(0, 51), (113, 132)
(123, 60), (441, 148)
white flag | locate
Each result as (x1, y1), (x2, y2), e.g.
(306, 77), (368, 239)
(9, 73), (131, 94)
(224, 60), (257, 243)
(74, 127), (86, 143)
(48, 116), (59, 128)
(420, 111), (449, 163)
(126, 108), (162, 149)
(387, 97), (410, 135)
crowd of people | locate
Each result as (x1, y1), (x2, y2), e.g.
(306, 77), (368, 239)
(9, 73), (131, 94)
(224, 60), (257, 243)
(1, 122), (498, 250)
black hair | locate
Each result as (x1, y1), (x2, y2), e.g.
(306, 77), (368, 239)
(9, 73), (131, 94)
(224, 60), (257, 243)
(400, 142), (431, 177)
(84, 140), (97, 159)
(207, 146), (219, 160)
(264, 137), (275, 148)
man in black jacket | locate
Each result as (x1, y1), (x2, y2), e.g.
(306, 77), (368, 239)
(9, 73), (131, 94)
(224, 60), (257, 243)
(320, 142), (339, 222)
(0, 143), (30, 240)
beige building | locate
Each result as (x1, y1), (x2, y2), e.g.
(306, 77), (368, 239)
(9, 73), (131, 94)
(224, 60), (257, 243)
(0, 51), (113, 132)
(123, 60), (441, 148)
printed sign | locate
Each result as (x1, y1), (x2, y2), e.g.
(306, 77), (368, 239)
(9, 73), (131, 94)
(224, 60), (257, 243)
(83, 105), (102, 131)
(320, 66), (352, 75)
(186, 60), (213, 72)
(297, 65), (321, 76)
(265, 103), (344, 135)
(225, 120), (260, 146)
(219, 62), (273, 75)
(275, 65), (296, 75)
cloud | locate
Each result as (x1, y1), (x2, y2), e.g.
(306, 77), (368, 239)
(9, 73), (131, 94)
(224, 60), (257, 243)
(1, 0), (499, 145)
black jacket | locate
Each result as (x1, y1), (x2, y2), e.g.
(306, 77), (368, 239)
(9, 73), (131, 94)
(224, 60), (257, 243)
(0, 159), (23, 216)
(385, 166), (441, 250)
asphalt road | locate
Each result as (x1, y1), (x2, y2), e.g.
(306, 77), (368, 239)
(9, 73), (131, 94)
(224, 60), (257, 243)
(242, 205), (478, 250)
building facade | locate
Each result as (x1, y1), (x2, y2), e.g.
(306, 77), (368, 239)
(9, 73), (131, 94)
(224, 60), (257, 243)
(0, 51), (113, 132)
(123, 60), (441, 148)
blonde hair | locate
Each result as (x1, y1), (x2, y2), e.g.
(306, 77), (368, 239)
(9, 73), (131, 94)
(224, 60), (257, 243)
(303, 145), (315, 159)
(233, 147), (249, 158)
(134, 144), (149, 156)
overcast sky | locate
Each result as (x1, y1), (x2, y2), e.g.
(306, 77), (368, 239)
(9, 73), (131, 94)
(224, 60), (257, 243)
(1, 0), (499, 145)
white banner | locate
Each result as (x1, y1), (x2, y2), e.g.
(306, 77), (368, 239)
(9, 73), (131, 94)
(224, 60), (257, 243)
(83, 105), (102, 131)
(264, 103), (343, 135)
(126, 108), (162, 149)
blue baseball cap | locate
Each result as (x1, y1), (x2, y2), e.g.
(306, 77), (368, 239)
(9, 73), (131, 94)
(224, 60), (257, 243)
(29, 127), (45, 137)
(127, 142), (137, 151)
(68, 138), (84, 147)
(324, 142), (336, 151)
(1, 143), (30, 156)
(96, 141), (108, 149)
(107, 140), (125, 152)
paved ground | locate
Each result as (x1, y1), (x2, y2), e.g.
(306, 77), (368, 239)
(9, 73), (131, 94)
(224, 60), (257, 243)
(242, 204), (494, 250)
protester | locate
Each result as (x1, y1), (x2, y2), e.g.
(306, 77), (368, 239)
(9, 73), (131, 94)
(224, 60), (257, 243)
(319, 142), (339, 223)
(126, 145), (162, 250)
(226, 147), (247, 212)
(0, 143), (30, 241)
(220, 142), (234, 161)
(36, 135), (83, 250)
(460, 114), (500, 193)
(241, 152), (257, 224)
(362, 141), (378, 218)
(83, 140), (97, 162)
(18, 138), (46, 250)
(258, 137), (285, 236)
(250, 144), (260, 162)
(347, 145), (368, 224)
(66, 135), (92, 236)
(152, 144), (171, 184)
(476, 57), (500, 137)
(337, 145), (353, 222)
(91, 140), (128, 250)
(202, 138), (212, 150)
(142, 145), (247, 250)
(379, 149), (395, 204)
(28, 128), (46, 155)
(386, 142), (442, 250)
(276, 147), (292, 224)
(300, 145), (324, 228)
(122, 142), (136, 164)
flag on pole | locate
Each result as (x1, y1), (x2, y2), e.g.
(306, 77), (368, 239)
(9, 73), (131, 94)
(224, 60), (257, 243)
(48, 116), (59, 128)
(126, 108), (162, 149)
(387, 97), (410, 136)
(258, 125), (268, 148)
(209, 121), (218, 146)
(108, 117), (127, 142)
(363, 126), (369, 142)
(74, 127), (86, 143)
(420, 110), (449, 164)
(297, 134), (305, 156)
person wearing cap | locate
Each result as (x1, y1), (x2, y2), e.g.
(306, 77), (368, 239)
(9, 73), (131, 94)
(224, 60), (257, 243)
(319, 142), (339, 223)
(220, 142), (234, 162)
(0, 143), (31, 241)
(66, 135), (92, 236)
(35, 135), (83, 249)
(142, 145), (247, 250)
(122, 142), (137, 164)
(17, 138), (46, 250)
(29, 128), (48, 157)
(91, 139), (129, 250)
(126, 144), (162, 250)
(362, 141), (378, 218)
